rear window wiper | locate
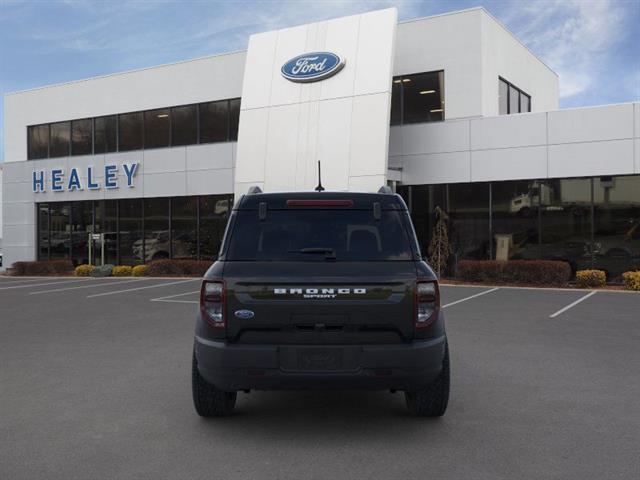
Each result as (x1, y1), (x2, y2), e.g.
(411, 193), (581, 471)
(288, 247), (337, 259)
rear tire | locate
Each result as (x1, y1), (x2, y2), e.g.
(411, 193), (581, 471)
(192, 350), (237, 417)
(405, 342), (450, 417)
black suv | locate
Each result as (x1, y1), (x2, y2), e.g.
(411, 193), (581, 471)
(192, 188), (449, 417)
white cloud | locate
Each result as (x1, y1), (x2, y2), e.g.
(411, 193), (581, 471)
(504, 0), (629, 99)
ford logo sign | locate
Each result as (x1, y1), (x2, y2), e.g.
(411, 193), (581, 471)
(281, 52), (345, 83)
(234, 309), (255, 319)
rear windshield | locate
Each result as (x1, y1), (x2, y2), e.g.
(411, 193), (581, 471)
(226, 210), (414, 261)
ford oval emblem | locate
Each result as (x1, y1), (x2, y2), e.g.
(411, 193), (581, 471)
(281, 52), (345, 83)
(234, 309), (255, 319)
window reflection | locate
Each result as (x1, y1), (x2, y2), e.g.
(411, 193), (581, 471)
(499, 77), (531, 115)
(118, 112), (144, 151)
(199, 100), (229, 143)
(119, 199), (143, 266)
(49, 122), (71, 157)
(94, 115), (117, 154)
(28, 98), (240, 159)
(229, 98), (241, 141)
(38, 204), (50, 260)
(29, 125), (49, 160)
(200, 195), (230, 259)
(71, 201), (93, 265)
(171, 197), (198, 259)
(592, 176), (640, 280)
(36, 195), (232, 265)
(71, 119), (93, 156)
(49, 203), (70, 259)
(143, 198), (170, 262)
(499, 79), (509, 115)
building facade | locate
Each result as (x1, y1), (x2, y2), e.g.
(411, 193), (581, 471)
(2, 7), (639, 278)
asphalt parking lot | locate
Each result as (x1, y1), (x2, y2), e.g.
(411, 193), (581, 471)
(1, 276), (639, 480)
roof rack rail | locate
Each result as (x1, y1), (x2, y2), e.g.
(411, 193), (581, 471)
(247, 186), (263, 194)
(377, 186), (393, 194)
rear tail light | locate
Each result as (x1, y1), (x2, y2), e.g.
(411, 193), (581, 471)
(415, 280), (439, 328)
(200, 280), (225, 328)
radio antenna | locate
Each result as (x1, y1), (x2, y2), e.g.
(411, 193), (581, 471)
(315, 160), (325, 192)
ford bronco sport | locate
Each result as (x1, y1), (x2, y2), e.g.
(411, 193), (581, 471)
(192, 188), (449, 417)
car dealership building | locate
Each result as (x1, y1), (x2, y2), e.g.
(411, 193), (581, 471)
(2, 7), (639, 278)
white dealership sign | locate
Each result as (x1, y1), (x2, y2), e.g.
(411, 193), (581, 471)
(234, 8), (397, 195)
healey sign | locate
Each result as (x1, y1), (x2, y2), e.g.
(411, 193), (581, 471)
(32, 163), (138, 193)
(281, 52), (345, 83)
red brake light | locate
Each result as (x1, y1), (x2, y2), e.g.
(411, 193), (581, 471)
(286, 199), (354, 207)
(200, 280), (225, 328)
(415, 280), (439, 328)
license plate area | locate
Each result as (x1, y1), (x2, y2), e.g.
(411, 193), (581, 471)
(298, 348), (343, 370)
(279, 346), (361, 372)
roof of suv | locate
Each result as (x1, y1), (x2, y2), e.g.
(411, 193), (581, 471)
(236, 191), (408, 210)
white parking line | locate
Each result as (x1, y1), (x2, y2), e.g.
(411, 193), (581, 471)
(442, 287), (500, 309)
(86, 279), (200, 298)
(30, 278), (149, 295)
(549, 291), (597, 318)
(150, 290), (200, 303)
(0, 278), (93, 291)
(0, 277), (69, 286)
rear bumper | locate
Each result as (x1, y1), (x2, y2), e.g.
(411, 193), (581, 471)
(194, 334), (447, 392)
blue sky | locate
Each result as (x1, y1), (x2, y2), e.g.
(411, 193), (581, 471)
(1, 0), (639, 162)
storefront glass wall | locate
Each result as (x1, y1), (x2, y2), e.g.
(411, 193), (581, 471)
(398, 174), (640, 281)
(37, 194), (232, 266)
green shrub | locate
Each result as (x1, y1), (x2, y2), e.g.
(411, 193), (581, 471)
(132, 265), (149, 277)
(11, 260), (74, 276)
(575, 269), (606, 288)
(91, 264), (114, 277)
(75, 264), (95, 276)
(622, 271), (640, 291)
(456, 260), (571, 287)
(146, 259), (212, 277)
(112, 265), (133, 277)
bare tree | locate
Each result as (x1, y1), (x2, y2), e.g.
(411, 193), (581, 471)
(428, 206), (451, 278)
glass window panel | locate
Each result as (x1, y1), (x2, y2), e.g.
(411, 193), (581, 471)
(38, 204), (50, 260)
(94, 115), (117, 154)
(499, 79), (509, 115)
(521, 93), (531, 113)
(29, 125), (49, 159)
(509, 85), (520, 114)
(592, 175), (640, 280)
(171, 105), (197, 146)
(390, 78), (402, 125)
(492, 180), (539, 260)
(119, 199), (144, 265)
(199, 100), (229, 143)
(144, 108), (170, 149)
(49, 121), (71, 157)
(49, 202), (71, 259)
(536, 178), (592, 273)
(70, 201), (93, 265)
(118, 112), (143, 151)
(144, 198), (170, 262)
(71, 118), (93, 156)
(449, 183), (491, 262)
(401, 71), (444, 124)
(93, 201), (118, 265)
(199, 195), (230, 259)
(171, 197), (197, 259)
(228, 98), (241, 141)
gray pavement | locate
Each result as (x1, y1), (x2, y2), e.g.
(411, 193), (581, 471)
(1, 276), (639, 479)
